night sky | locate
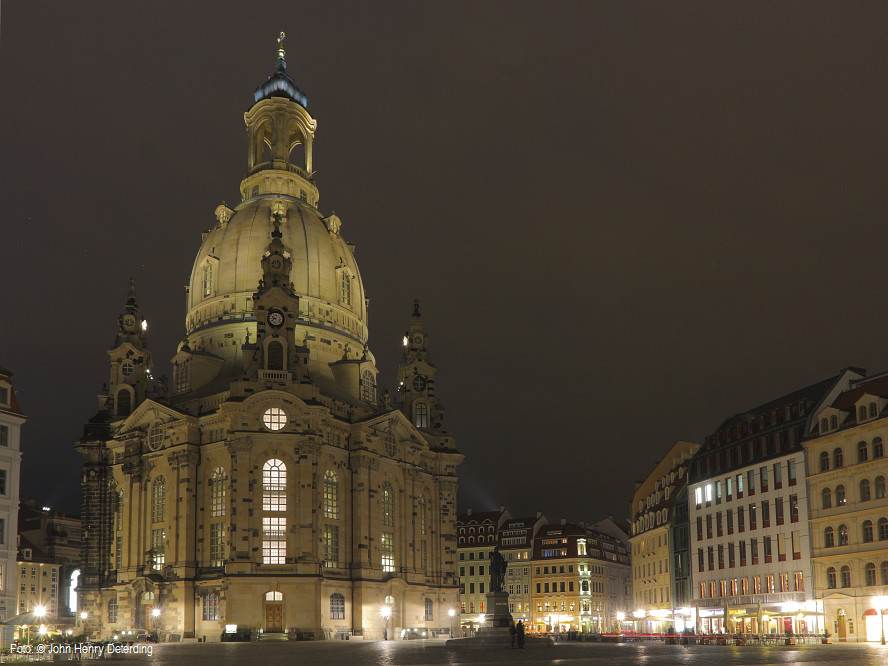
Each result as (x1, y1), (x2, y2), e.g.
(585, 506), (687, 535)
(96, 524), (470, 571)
(2, 3), (886, 523)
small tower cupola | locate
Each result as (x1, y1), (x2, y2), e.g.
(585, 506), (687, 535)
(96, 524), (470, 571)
(107, 279), (153, 417)
(241, 32), (318, 205)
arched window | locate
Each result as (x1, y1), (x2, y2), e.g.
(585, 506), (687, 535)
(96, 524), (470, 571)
(834, 448), (844, 469)
(117, 389), (131, 416)
(870, 403), (878, 417)
(152, 477), (166, 523)
(866, 564), (877, 586)
(836, 485), (846, 506)
(859, 406), (867, 420)
(267, 341), (284, 370)
(882, 561), (888, 586)
(263, 459), (287, 512)
(826, 567), (837, 589)
(414, 402), (429, 429)
(860, 479), (871, 502)
(838, 524), (849, 546)
(863, 520), (874, 542)
(581, 580), (589, 592)
(876, 476), (887, 499)
(840, 565), (851, 588)
(265, 591), (283, 601)
(418, 495), (427, 535)
(424, 598), (433, 621)
(210, 467), (226, 517)
(360, 369), (376, 403)
(875, 438), (885, 459)
(330, 593), (345, 620)
(830, 415), (838, 430)
(340, 272), (351, 306)
(879, 518), (888, 541)
(824, 527), (835, 548)
(822, 487), (832, 509)
(819, 451), (830, 472)
(323, 471), (338, 519)
(858, 441), (869, 463)
(202, 262), (214, 298)
(203, 593), (219, 621)
(820, 418), (828, 433)
(381, 482), (394, 527)
(107, 595), (118, 623)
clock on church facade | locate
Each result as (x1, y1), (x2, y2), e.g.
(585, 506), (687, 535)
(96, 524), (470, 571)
(76, 36), (461, 642)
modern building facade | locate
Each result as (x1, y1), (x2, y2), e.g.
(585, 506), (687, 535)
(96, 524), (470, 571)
(688, 370), (862, 635)
(630, 440), (699, 632)
(806, 371), (888, 642)
(0, 366), (25, 641)
(76, 40), (462, 641)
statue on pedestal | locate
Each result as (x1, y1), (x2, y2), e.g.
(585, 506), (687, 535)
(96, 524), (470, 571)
(489, 547), (507, 593)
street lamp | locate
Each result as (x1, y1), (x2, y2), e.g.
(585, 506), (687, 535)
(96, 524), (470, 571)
(381, 605), (391, 640)
(872, 596), (888, 645)
(448, 608), (455, 637)
(152, 607), (161, 638)
(80, 611), (88, 621)
(616, 611), (625, 633)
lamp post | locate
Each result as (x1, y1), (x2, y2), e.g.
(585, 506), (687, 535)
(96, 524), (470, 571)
(616, 611), (625, 634)
(872, 596), (888, 645)
(448, 608), (455, 637)
(152, 607), (161, 639)
(381, 605), (391, 640)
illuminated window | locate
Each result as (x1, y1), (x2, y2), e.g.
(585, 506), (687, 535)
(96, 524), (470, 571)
(108, 596), (118, 623)
(262, 517), (286, 564)
(266, 591), (282, 601)
(382, 482), (394, 527)
(151, 528), (165, 570)
(263, 459), (287, 511)
(203, 262), (213, 298)
(323, 471), (338, 519)
(340, 272), (351, 305)
(262, 407), (287, 431)
(152, 477), (166, 522)
(149, 425), (163, 450)
(838, 524), (849, 546)
(324, 525), (339, 568)
(425, 598), (433, 621)
(203, 593), (219, 621)
(381, 531), (395, 572)
(360, 369), (376, 403)
(836, 485), (846, 506)
(210, 467), (226, 517)
(210, 523), (225, 567)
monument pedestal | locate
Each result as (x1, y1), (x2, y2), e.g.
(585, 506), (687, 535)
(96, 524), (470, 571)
(485, 591), (512, 628)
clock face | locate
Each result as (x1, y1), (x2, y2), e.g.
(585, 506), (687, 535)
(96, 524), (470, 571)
(123, 315), (136, 329)
(270, 257), (283, 271)
(267, 310), (284, 328)
(414, 335), (423, 345)
(413, 375), (427, 392)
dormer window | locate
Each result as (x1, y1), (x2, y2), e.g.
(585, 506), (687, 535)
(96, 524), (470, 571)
(0, 386), (8, 405)
(870, 403), (878, 418)
(340, 272), (351, 306)
(203, 262), (213, 297)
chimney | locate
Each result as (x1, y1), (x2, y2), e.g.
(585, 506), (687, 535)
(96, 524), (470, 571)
(536, 511), (541, 519)
(467, 508), (472, 516)
(500, 505), (505, 513)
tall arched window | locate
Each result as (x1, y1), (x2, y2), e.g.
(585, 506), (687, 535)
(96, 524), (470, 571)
(875, 438), (885, 459)
(840, 565), (851, 588)
(116, 490), (124, 531)
(418, 495), (427, 535)
(866, 563), (877, 586)
(858, 441), (869, 463)
(117, 389), (131, 416)
(414, 402), (429, 429)
(152, 477), (166, 522)
(860, 479), (871, 502)
(826, 567), (837, 589)
(871, 403), (878, 417)
(202, 262), (213, 298)
(882, 561), (888, 585)
(824, 527), (834, 548)
(330, 593), (345, 620)
(267, 341), (284, 370)
(838, 524), (849, 546)
(210, 467), (226, 517)
(819, 451), (829, 472)
(203, 593), (219, 621)
(820, 418), (828, 433)
(830, 415), (838, 429)
(341, 273), (351, 306)
(424, 598), (433, 621)
(876, 476), (887, 499)
(323, 471), (338, 519)
(834, 448), (844, 469)
(863, 520), (874, 542)
(263, 459), (287, 512)
(859, 406), (867, 420)
(360, 369), (376, 403)
(382, 482), (394, 527)
(836, 485), (846, 506)
(879, 518), (888, 540)
(822, 487), (832, 509)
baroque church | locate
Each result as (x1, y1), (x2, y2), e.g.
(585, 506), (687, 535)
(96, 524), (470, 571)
(76, 37), (462, 641)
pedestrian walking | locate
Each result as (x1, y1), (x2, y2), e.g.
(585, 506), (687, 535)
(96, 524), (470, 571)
(517, 620), (526, 649)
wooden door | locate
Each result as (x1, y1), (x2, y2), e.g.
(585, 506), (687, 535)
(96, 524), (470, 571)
(266, 604), (283, 632)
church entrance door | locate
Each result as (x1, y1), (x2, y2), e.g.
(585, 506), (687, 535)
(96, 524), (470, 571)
(266, 604), (283, 633)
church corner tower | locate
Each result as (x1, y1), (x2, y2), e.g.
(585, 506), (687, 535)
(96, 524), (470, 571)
(77, 35), (461, 643)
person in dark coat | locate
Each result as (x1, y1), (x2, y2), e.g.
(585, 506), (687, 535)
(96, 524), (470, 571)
(516, 620), (526, 648)
(510, 620), (517, 648)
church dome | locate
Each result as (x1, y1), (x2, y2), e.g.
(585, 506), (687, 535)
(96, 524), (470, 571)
(185, 197), (367, 346)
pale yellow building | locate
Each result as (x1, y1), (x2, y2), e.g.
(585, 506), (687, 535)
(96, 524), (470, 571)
(76, 39), (461, 642)
(806, 372), (888, 642)
(16, 538), (61, 618)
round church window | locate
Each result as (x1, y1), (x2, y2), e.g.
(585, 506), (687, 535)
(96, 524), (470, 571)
(262, 407), (287, 431)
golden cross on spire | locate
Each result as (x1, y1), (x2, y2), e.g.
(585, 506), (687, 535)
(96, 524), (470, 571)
(277, 32), (286, 60)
